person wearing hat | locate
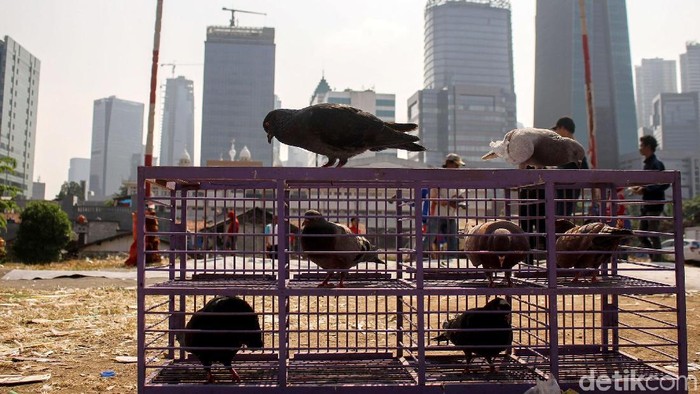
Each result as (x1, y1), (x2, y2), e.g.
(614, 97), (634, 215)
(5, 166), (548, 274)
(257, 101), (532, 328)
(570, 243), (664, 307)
(551, 116), (588, 216)
(423, 153), (465, 258)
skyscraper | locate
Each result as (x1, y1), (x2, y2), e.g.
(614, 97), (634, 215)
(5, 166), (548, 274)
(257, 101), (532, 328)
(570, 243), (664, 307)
(160, 76), (194, 167)
(534, 0), (637, 169)
(680, 42), (700, 93)
(408, 0), (517, 167)
(89, 96), (144, 200)
(0, 35), (40, 197)
(650, 92), (700, 198)
(68, 157), (90, 192)
(200, 25), (275, 166)
(635, 58), (677, 129)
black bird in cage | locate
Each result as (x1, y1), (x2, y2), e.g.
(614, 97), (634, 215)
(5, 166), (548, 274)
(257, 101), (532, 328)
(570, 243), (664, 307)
(433, 297), (513, 373)
(301, 209), (385, 287)
(555, 220), (633, 283)
(178, 296), (263, 383)
(263, 103), (425, 168)
(464, 220), (531, 287)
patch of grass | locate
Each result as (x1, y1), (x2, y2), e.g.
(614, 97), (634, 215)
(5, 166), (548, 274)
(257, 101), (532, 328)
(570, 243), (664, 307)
(1, 255), (129, 271)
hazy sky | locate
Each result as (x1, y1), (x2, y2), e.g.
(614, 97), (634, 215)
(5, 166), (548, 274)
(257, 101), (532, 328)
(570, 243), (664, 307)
(1, 0), (698, 198)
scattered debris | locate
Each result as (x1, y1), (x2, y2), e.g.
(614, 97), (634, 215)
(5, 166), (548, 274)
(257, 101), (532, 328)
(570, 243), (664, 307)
(0, 373), (51, 385)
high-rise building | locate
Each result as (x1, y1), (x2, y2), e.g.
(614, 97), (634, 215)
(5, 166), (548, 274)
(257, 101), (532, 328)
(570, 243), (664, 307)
(650, 92), (700, 198)
(408, 0), (517, 167)
(534, 0), (637, 169)
(651, 92), (700, 152)
(0, 36), (40, 197)
(68, 157), (90, 184)
(680, 42), (700, 93)
(31, 180), (45, 200)
(159, 76), (194, 166)
(634, 58), (677, 129)
(89, 96), (144, 200)
(200, 25), (275, 166)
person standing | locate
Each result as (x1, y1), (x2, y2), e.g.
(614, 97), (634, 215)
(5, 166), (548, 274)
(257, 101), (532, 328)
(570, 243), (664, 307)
(423, 153), (465, 257)
(630, 135), (668, 261)
(225, 209), (239, 249)
(551, 116), (589, 216)
(264, 215), (279, 259)
(348, 217), (361, 234)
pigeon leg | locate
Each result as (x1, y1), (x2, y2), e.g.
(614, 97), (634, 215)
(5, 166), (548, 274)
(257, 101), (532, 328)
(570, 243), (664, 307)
(203, 364), (215, 384)
(505, 270), (514, 287)
(322, 158), (337, 167)
(486, 357), (497, 373)
(571, 271), (582, 283)
(318, 272), (335, 287)
(589, 271), (600, 283)
(487, 272), (495, 288)
(229, 367), (241, 382)
(336, 158), (348, 168)
(337, 271), (346, 288)
(462, 352), (473, 374)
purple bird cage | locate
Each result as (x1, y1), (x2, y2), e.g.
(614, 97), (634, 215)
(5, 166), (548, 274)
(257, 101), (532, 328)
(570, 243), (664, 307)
(137, 167), (690, 393)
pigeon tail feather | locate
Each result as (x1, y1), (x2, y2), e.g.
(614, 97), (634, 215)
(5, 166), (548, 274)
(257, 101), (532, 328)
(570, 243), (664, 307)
(386, 122), (418, 132)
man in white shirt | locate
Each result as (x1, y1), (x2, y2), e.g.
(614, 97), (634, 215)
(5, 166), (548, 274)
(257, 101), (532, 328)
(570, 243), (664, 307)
(423, 153), (465, 257)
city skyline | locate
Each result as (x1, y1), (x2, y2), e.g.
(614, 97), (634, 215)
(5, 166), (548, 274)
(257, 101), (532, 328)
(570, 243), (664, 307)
(0, 0), (698, 197)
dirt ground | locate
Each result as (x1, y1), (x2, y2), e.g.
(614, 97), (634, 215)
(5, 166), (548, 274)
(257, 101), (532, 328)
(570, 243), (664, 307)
(0, 261), (699, 393)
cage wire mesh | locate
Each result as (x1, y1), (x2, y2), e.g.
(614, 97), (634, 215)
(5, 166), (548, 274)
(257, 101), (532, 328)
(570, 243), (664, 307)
(137, 167), (689, 393)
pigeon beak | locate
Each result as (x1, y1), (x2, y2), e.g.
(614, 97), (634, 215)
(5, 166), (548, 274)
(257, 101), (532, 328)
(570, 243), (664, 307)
(267, 133), (273, 144)
(498, 255), (506, 268)
(482, 151), (497, 160)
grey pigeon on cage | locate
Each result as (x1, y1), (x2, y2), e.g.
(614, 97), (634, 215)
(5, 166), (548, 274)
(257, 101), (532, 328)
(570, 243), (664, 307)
(464, 220), (531, 287)
(263, 103), (425, 168)
(300, 209), (385, 287)
(178, 296), (263, 384)
(481, 128), (586, 168)
(432, 297), (513, 373)
(555, 220), (633, 283)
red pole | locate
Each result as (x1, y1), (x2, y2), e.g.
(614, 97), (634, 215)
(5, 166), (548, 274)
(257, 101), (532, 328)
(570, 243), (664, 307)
(126, 0), (163, 267)
(144, 0), (163, 197)
(578, 0), (597, 169)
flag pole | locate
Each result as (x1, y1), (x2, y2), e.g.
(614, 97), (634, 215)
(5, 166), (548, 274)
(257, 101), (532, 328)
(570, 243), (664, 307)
(578, 0), (597, 169)
(125, 0), (163, 266)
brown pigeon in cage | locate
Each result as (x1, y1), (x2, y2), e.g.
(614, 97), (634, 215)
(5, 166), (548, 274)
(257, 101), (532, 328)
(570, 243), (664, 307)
(300, 209), (385, 287)
(432, 297), (513, 373)
(555, 220), (633, 283)
(481, 128), (585, 168)
(464, 221), (531, 287)
(263, 103), (425, 168)
(178, 296), (263, 383)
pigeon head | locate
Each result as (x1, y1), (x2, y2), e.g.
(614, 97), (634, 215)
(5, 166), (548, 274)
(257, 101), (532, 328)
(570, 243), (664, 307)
(302, 209), (324, 227)
(483, 297), (511, 312)
(262, 109), (296, 144)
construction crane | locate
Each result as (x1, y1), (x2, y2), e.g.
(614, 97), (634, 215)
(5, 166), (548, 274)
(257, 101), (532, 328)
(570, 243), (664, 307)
(222, 7), (266, 27)
(160, 63), (202, 78)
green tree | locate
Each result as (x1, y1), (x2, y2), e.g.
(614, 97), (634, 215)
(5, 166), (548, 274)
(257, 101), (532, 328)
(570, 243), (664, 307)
(0, 157), (21, 231)
(13, 201), (72, 264)
(683, 195), (700, 227)
(56, 181), (85, 202)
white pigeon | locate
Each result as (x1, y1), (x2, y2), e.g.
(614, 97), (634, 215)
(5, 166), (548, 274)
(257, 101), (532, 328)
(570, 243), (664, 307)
(482, 128), (586, 168)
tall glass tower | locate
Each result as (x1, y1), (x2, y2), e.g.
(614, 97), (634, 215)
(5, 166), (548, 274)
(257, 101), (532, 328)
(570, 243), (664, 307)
(534, 0), (637, 169)
(160, 76), (194, 166)
(200, 26), (275, 166)
(89, 96), (144, 199)
(409, 0), (517, 167)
